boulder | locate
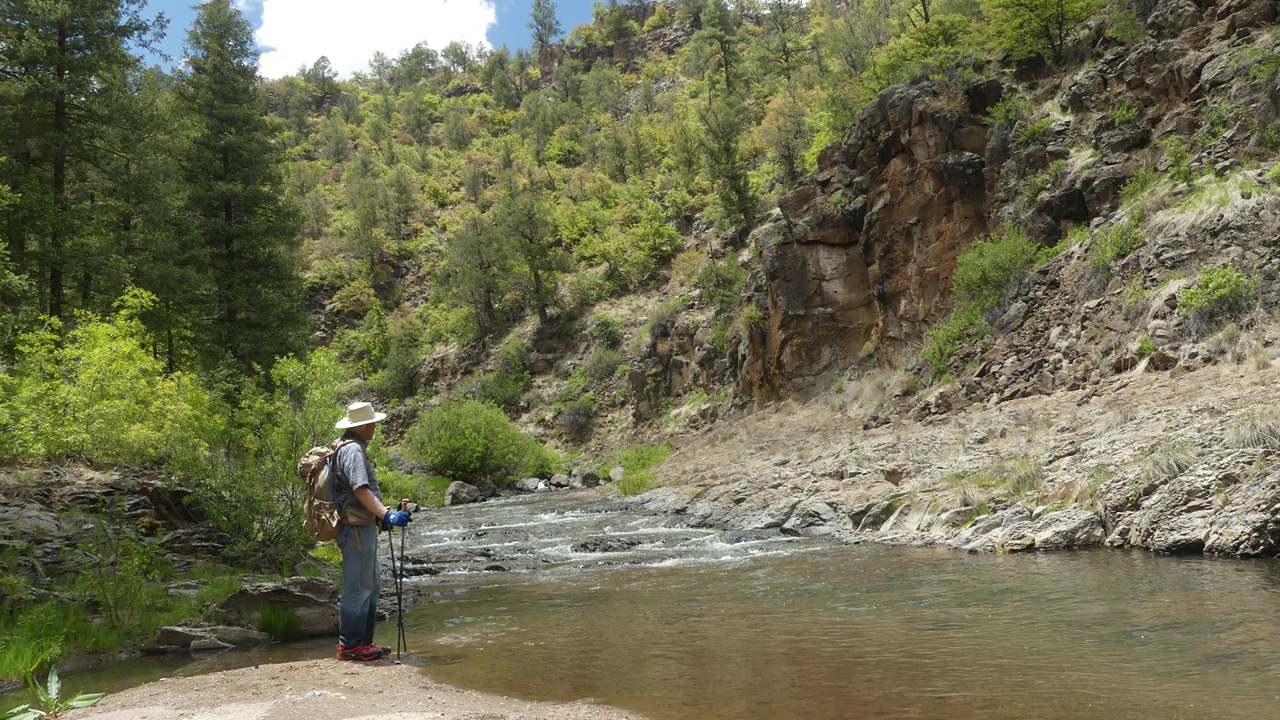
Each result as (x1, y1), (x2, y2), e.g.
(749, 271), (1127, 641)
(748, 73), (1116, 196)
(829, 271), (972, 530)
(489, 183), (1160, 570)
(221, 576), (339, 636)
(154, 625), (270, 651)
(514, 478), (543, 493)
(549, 473), (572, 488)
(609, 467), (625, 483)
(1031, 509), (1105, 549)
(780, 500), (839, 537)
(581, 471), (601, 488)
(444, 481), (481, 506)
(1204, 477), (1280, 556)
(475, 479), (500, 499)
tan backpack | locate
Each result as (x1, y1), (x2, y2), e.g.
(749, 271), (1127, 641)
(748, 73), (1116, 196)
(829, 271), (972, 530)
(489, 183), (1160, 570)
(298, 439), (365, 542)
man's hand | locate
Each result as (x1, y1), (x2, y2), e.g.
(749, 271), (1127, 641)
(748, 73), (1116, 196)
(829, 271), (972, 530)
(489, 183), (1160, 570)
(384, 510), (411, 528)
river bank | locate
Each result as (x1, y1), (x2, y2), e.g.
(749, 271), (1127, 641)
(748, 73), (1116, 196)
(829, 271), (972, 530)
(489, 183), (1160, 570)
(60, 658), (647, 720)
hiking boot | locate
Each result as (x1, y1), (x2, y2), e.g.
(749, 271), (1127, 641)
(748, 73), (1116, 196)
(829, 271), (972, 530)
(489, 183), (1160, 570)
(377, 645), (391, 658)
(336, 643), (383, 661)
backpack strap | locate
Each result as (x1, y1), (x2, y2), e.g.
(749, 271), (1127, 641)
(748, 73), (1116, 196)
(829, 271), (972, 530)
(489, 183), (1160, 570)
(329, 438), (363, 518)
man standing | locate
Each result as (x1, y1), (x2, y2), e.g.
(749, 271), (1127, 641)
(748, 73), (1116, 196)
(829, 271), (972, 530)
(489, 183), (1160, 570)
(332, 401), (411, 661)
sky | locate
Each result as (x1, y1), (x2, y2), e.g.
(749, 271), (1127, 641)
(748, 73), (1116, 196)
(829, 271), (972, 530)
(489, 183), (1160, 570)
(142, 0), (595, 79)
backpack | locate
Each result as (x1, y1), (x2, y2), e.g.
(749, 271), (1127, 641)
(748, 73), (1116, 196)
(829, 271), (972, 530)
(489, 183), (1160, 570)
(298, 439), (360, 542)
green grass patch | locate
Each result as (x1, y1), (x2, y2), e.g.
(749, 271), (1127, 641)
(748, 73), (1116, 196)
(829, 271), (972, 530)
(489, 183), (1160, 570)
(1090, 220), (1145, 269)
(610, 440), (674, 497)
(1178, 265), (1257, 316)
(260, 603), (302, 643)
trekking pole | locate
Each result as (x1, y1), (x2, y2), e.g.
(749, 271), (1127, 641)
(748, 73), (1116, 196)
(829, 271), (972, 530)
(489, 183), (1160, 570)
(396, 498), (409, 661)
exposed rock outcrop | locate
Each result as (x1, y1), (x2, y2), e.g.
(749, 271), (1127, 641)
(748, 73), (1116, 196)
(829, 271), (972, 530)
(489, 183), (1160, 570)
(743, 81), (997, 399)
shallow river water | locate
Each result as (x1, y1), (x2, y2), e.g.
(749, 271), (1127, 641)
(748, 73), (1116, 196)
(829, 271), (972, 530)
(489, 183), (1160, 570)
(28, 491), (1280, 718)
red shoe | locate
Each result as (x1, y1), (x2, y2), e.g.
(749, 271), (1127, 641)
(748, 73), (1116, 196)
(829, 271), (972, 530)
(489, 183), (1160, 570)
(336, 643), (383, 661)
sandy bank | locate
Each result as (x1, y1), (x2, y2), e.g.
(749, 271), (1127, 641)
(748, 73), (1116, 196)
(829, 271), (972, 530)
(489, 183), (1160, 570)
(63, 658), (648, 720)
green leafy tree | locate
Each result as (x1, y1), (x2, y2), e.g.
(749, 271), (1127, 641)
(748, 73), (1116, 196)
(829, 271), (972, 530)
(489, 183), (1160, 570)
(176, 0), (305, 372)
(982, 0), (1100, 63)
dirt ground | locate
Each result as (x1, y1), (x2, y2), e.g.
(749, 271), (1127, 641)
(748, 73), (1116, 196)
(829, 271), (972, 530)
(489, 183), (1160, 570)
(64, 658), (648, 720)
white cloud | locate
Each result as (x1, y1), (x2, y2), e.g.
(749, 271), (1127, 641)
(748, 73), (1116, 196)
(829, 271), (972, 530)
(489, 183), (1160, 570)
(255, 0), (496, 80)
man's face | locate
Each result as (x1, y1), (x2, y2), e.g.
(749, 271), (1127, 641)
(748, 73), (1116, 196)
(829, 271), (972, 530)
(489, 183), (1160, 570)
(354, 422), (378, 440)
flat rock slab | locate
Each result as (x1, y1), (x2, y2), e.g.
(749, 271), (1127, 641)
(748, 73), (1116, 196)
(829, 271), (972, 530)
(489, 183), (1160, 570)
(63, 659), (647, 720)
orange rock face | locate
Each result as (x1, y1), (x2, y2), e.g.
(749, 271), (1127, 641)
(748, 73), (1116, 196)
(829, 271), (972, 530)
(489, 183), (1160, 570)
(743, 81), (1000, 400)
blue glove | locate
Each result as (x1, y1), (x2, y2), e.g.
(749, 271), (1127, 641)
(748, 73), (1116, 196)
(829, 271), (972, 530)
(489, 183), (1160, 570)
(384, 510), (411, 528)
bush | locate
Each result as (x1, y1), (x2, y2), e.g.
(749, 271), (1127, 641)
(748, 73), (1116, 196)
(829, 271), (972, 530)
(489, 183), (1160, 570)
(403, 400), (559, 485)
(952, 229), (1042, 306)
(922, 301), (986, 375)
(1161, 136), (1194, 183)
(1178, 265), (1256, 317)
(179, 348), (347, 569)
(698, 259), (748, 315)
(988, 94), (1029, 128)
(614, 440), (673, 496)
(591, 313), (625, 349)
(1109, 97), (1142, 125)
(1091, 220), (1145, 269)
(584, 347), (622, 382)
(1013, 116), (1054, 146)
(0, 289), (210, 465)
(558, 393), (596, 439)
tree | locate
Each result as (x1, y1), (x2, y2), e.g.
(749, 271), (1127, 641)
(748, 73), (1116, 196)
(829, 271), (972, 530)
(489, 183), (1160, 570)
(700, 94), (756, 228)
(0, 0), (164, 323)
(176, 0), (305, 372)
(492, 177), (567, 324)
(757, 0), (809, 82)
(982, 0), (1100, 63)
(529, 0), (563, 54)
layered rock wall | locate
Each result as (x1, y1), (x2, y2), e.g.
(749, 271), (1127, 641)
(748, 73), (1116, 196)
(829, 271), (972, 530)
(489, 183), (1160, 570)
(744, 82), (999, 399)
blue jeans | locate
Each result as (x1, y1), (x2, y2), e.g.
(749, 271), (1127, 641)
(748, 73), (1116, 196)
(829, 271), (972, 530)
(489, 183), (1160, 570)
(336, 523), (380, 648)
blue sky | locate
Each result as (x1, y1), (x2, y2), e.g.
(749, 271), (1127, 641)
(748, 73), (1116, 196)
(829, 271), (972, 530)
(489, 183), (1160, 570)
(143, 0), (595, 78)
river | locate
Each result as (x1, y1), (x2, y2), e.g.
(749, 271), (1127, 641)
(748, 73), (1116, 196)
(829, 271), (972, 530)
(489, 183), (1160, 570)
(26, 491), (1280, 718)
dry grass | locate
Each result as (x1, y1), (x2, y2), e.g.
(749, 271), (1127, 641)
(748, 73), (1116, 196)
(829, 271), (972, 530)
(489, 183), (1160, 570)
(1099, 404), (1137, 433)
(1139, 442), (1196, 484)
(1072, 465), (1113, 514)
(1225, 408), (1280, 449)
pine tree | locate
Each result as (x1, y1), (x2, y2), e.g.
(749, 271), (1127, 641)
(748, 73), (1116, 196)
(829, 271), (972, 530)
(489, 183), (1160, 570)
(528, 0), (563, 55)
(0, 0), (163, 323)
(176, 0), (305, 372)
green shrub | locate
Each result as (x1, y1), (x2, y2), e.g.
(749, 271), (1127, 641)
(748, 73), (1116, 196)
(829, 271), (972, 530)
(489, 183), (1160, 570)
(584, 347), (622, 382)
(1178, 265), (1257, 316)
(742, 303), (765, 329)
(614, 440), (673, 496)
(1090, 220), (1145, 269)
(1013, 117), (1054, 146)
(558, 393), (596, 439)
(952, 228), (1042, 306)
(1120, 166), (1159, 204)
(1108, 97), (1142, 125)
(591, 313), (625, 349)
(922, 301), (986, 375)
(698, 259), (748, 315)
(330, 278), (379, 316)
(989, 94), (1030, 128)
(0, 289), (210, 465)
(1161, 136), (1193, 183)
(403, 400), (559, 485)
(1136, 337), (1156, 359)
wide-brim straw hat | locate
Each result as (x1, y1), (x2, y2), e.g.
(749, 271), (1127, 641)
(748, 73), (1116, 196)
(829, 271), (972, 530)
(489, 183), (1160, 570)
(335, 401), (387, 429)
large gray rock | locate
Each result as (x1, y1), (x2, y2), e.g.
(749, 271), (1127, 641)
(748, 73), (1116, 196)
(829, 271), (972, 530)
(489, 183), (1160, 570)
(609, 466), (625, 483)
(0, 503), (63, 537)
(154, 625), (269, 650)
(514, 478), (543, 493)
(444, 481), (481, 506)
(1031, 508), (1105, 549)
(1204, 476), (1280, 556)
(580, 471), (601, 488)
(781, 500), (839, 537)
(159, 523), (234, 558)
(549, 473), (571, 488)
(221, 576), (338, 636)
